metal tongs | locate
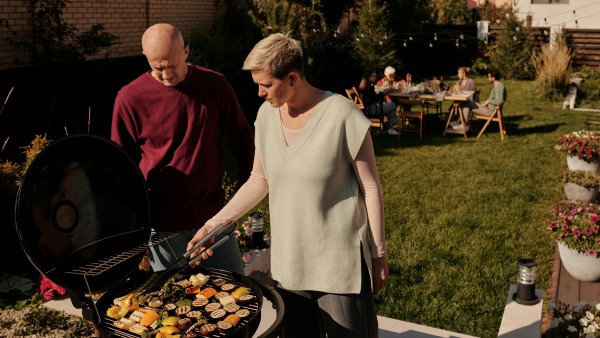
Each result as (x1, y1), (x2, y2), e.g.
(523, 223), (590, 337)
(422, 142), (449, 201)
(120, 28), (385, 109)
(136, 221), (237, 296)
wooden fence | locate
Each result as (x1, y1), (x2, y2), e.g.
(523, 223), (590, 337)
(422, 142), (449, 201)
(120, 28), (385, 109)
(565, 29), (600, 69)
(489, 25), (600, 69)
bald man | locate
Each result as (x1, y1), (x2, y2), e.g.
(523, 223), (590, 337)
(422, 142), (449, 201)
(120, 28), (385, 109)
(111, 23), (253, 274)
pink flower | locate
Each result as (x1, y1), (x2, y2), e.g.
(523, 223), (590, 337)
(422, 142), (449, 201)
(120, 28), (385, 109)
(593, 225), (600, 233)
(39, 274), (66, 300)
(242, 252), (252, 263)
(573, 229), (582, 238)
(588, 251), (597, 257)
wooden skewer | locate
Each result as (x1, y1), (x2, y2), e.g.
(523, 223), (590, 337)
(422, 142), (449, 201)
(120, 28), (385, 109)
(88, 107), (91, 134)
(64, 126), (69, 136)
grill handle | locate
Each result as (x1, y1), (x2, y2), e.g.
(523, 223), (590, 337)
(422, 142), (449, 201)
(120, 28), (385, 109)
(256, 283), (285, 338)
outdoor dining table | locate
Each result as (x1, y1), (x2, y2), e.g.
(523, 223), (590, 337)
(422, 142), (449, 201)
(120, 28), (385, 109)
(440, 90), (475, 138)
(386, 90), (476, 138)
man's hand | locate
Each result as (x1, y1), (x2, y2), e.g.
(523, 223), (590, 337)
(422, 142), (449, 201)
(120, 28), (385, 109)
(372, 256), (389, 293)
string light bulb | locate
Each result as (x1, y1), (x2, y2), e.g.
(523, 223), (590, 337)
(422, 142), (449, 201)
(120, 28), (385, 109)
(455, 39), (459, 48)
(409, 36), (413, 41)
(429, 41), (433, 48)
(379, 40), (383, 46)
(460, 32), (464, 40)
(434, 33), (438, 41)
(513, 35), (517, 41)
(403, 40), (407, 47)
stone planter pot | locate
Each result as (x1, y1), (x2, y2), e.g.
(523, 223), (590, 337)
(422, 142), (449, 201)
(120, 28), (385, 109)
(563, 182), (599, 203)
(567, 155), (600, 172)
(558, 241), (600, 282)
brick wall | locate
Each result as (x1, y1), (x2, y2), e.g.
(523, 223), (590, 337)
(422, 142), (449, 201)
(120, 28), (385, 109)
(0, 0), (226, 71)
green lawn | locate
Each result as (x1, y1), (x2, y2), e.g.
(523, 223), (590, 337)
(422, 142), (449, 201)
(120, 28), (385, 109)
(371, 77), (588, 337)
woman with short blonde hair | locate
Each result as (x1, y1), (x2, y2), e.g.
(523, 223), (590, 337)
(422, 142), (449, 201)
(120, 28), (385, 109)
(189, 32), (389, 338)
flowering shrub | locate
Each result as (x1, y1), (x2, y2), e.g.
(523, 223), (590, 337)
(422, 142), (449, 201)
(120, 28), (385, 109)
(563, 170), (600, 189)
(545, 202), (600, 257)
(555, 130), (600, 161)
(548, 300), (600, 337)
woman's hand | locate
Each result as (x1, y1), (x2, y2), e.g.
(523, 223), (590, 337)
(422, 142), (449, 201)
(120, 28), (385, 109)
(372, 256), (389, 293)
(186, 225), (216, 267)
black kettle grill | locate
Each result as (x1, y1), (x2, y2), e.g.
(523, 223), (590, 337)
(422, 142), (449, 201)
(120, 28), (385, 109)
(14, 134), (283, 337)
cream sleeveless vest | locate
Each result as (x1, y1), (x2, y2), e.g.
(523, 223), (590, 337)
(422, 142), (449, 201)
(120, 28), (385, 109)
(254, 92), (373, 293)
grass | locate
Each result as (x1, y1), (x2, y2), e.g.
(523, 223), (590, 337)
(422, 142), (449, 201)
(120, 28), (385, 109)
(370, 76), (589, 337)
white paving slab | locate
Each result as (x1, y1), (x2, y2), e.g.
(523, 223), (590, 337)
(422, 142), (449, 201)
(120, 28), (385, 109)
(497, 285), (544, 338)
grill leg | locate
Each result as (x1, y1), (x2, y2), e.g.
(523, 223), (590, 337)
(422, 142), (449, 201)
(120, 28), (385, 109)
(67, 289), (96, 322)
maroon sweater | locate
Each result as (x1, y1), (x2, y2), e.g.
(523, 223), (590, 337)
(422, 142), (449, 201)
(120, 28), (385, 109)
(111, 64), (254, 231)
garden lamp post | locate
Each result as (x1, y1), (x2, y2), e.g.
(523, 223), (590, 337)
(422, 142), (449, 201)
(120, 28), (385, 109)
(514, 258), (540, 305)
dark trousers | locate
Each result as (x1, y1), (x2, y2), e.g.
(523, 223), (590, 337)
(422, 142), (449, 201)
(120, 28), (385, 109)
(275, 255), (378, 338)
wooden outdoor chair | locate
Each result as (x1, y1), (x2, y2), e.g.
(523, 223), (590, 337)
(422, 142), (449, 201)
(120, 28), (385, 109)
(346, 86), (385, 134)
(472, 104), (506, 141)
(345, 86), (364, 110)
(398, 98), (425, 140)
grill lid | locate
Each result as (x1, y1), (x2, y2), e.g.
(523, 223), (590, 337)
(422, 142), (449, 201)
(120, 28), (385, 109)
(15, 135), (151, 293)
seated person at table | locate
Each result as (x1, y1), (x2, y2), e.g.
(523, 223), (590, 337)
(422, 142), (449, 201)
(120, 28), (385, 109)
(454, 67), (476, 92)
(359, 70), (399, 136)
(453, 69), (506, 132)
(449, 66), (477, 128)
(376, 66), (403, 103)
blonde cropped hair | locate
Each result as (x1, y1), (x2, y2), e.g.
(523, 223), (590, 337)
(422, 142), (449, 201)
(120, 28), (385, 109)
(242, 33), (304, 79)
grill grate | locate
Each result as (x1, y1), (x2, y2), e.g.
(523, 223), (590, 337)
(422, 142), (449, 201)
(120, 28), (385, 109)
(64, 233), (178, 277)
(95, 268), (262, 338)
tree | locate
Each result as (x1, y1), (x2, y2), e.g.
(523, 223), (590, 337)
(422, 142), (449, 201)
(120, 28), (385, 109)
(427, 0), (474, 25)
(0, 0), (119, 134)
(351, 0), (396, 73)
(2, 0), (118, 68)
(247, 0), (329, 82)
(489, 10), (535, 80)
